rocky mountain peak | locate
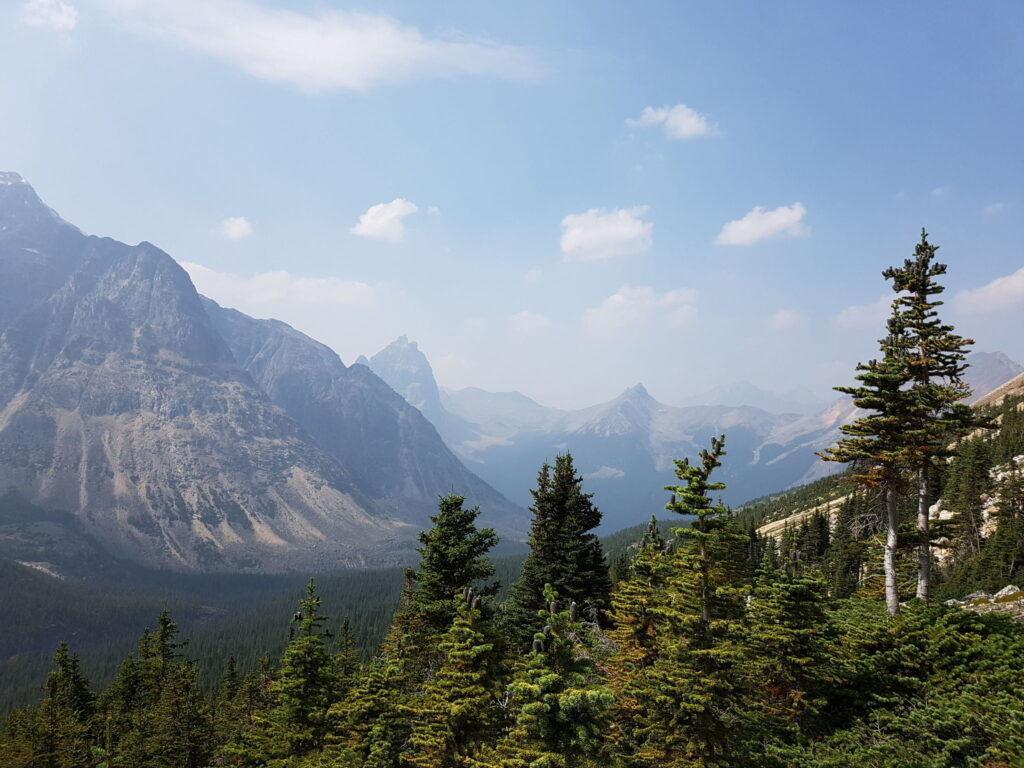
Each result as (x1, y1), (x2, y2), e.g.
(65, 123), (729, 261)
(367, 335), (443, 419)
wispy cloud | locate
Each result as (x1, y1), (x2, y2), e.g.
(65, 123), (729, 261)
(626, 103), (716, 140)
(100, 0), (535, 92)
(955, 266), (1024, 314)
(585, 465), (625, 480)
(181, 262), (373, 309)
(351, 199), (419, 243)
(20, 0), (78, 31)
(220, 216), (253, 240)
(983, 202), (1008, 216)
(561, 206), (653, 262)
(833, 296), (890, 331)
(582, 285), (696, 337)
(716, 202), (808, 246)
(930, 185), (952, 198)
(509, 311), (550, 335)
(768, 308), (806, 330)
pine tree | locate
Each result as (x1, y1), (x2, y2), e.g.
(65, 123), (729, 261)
(883, 230), (979, 600)
(619, 436), (750, 767)
(410, 494), (499, 633)
(477, 584), (613, 768)
(820, 315), (917, 615)
(503, 454), (612, 646)
(403, 588), (505, 768)
(825, 495), (865, 598)
(605, 517), (676, 762)
(238, 580), (339, 763)
(331, 618), (362, 697)
(31, 643), (95, 768)
(742, 557), (829, 736)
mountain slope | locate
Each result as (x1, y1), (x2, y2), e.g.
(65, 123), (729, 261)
(0, 174), (523, 572)
(204, 303), (524, 536)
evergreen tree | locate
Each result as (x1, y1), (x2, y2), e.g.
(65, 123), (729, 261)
(478, 585), (613, 768)
(503, 454), (612, 646)
(820, 315), (917, 615)
(403, 588), (505, 768)
(619, 436), (750, 767)
(28, 643), (95, 768)
(237, 580), (339, 764)
(410, 494), (499, 633)
(883, 230), (979, 600)
(824, 494), (865, 598)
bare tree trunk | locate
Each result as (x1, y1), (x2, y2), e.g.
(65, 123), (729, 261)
(916, 464), (930, 600)
(885, 486), (900, 616)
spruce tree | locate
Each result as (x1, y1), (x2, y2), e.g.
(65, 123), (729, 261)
(403, 588), (505, 768)
(820, 316), (917, 615)
(503, 454), (612, 646)
(621, 436), (750, 767)
(883, 230), (979, 600)
(238, 580), (339, 763)
(478, 585), (613, 768)
(410, 494), (498, 633)
(33, 643), (95, 768)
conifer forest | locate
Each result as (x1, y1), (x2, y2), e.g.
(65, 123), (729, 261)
(3, 233), (1024, 768)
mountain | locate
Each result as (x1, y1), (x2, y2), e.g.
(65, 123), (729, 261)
(0, 173), (523, 574)
(965, 351), (1024, 403)
(677, 381), (828, 415)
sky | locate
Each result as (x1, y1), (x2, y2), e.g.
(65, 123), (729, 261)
(3, 0), (1023, 409)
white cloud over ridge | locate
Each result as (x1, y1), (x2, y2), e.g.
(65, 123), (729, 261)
(220, 216), (253, 240)
(626, 104), (716, 140)
(101, 0), (535, 92)
(181, 262), (373, 309)
(716, 203), (808, 246)
(20, 0), (78, 31)
(351, 199), (418, 242)
(561, 206), (652, 262)
(583, 285), (696, 337)
(955, 266), (1024, 314)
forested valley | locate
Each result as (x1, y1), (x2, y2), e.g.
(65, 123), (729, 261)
(3, 236), (1024, 767)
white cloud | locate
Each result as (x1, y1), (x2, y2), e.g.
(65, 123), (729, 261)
(833, 296), (891, 331)
(560, 206), (653, 262)
(220, 216), (253, 240)
(955, 266), (1024, 314)
(351, 198), (418, 243)
(768, 308), (806, 330)
(931, 185), (952, 198)
(585, 466), (626, 480)
(626, 104), (716, 140)
(20, 0), (78, 31)
(582, 285), (696, 337)
(181, 262), (373, 309)
(509, 311), (550, 335)
(524, 267), (543, 283)
(716, 203), (808, 246)
(983, 202), (1008, 215)
(100, 0), (535, 92)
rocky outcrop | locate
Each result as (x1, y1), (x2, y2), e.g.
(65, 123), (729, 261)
(947, 585), (1024, 621)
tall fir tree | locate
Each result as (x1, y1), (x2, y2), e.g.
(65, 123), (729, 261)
(409, 494), (498, 633)
(476, 584), (613, 768)
(882, 230), (979, 600)
(620, 436), (750, 767)
(402, 588), (505, 768)
(503, 454), (612, 646)
(820, 315), (917, 615)
(236, 580), (339, 764)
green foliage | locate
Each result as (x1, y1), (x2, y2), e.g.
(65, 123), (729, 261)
(503, 454), (613, 646)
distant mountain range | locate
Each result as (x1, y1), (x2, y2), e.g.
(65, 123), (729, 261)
(0, 173), (523, 574)
(362, 336), (1023, 533)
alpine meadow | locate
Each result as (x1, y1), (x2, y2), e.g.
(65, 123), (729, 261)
(2, 3), (1024, 768)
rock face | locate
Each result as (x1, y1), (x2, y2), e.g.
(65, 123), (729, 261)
(965, 352), (1024, 403)
(204, 303), (524, 536)
(0, 174), (522, 572)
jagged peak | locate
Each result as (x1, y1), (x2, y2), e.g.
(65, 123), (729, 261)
(617, 382), (654, 402)
(0, 171), (28, 186)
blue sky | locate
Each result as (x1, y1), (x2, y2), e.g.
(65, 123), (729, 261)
(3, 0), (1023, 408)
